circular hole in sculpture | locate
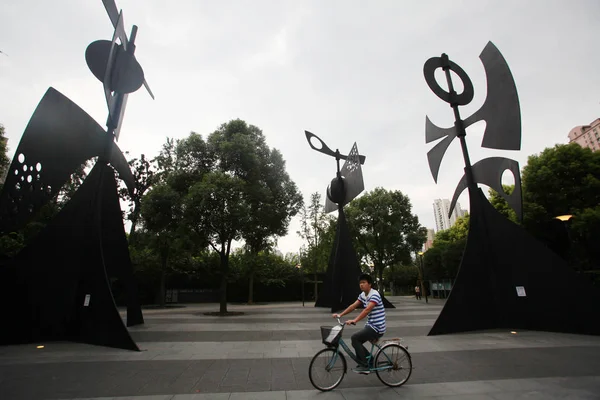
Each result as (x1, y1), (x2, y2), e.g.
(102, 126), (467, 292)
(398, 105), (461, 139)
(20, 176), (25, 182)
(30, 166), (33, 171)
(23, 165), (27, 171)
(36, 162), (42, 172)
(501, 168), (516, 195)
(434, 68), (464, 95)
(309, 136), (324, 150)
(27, 175), (32, 183)
(14, 169), (18, 175)
(36, 174), (40, 179)
(18, 153), (25, 164)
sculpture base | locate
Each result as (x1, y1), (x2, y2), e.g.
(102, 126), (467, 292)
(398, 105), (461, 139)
(429, 188), (600, 336)
(0, 163), (140, 350)
(315, 208), (395, 312)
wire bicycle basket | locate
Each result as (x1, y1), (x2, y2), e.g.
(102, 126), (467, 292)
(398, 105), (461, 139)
(320, 325), (342, 347)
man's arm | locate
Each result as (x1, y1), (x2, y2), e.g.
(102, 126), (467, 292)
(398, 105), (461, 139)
(332, 300), (361, 319)
(348, 301), (376, 324)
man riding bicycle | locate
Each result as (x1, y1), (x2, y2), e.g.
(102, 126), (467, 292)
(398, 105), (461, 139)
(332, 273), (386, 373)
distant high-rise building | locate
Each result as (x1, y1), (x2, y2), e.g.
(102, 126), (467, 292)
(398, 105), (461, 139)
(424, 228), (435, 251)
(568, 118), (600, 152)
(433, 198), (465, 232)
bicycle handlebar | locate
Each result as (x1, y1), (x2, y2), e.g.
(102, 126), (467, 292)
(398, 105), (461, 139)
(335, 317), (355, 326)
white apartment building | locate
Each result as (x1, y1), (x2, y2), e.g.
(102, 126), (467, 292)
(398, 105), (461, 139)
(433, 198), (466, 232)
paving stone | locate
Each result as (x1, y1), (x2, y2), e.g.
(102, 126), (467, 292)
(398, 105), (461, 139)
(229, 390), (286, 400)
(2, 299), (600, 399)
(285, 389), (346, 399)
(340, 386), (412, 400)
(172, 394), (229, 400)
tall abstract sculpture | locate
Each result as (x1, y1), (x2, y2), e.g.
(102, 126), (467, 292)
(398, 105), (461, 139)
(304, 132), (394, 312)
(423, 41), (600, 336)
(0, 0), (153, 350)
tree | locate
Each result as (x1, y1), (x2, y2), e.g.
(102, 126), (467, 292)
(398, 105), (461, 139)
(423, 245), (444, 281)
(434, 214), (470, 244)
(166, 120), (299, 313)
(297, 192), (334, 299)
(384, 263), (419, 294)
(522, 144), (600, 219)
(183, 171), (247, 313)
(0, 124), (10, 187)
(345, 188), (427, 289)
(119, 153), (157, 240)
(521, 143), (600, 274)
(424, 214), (470, 281)
(488, 185), (518, 223)
(140, 183), (182, 306)
(240, 147), (302, 304)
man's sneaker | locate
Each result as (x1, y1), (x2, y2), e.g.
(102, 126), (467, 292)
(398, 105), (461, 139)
(352, 365), (370, 374)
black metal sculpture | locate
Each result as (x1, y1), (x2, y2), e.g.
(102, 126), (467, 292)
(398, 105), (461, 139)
(423, 41), (600, 336)
(304, 132), (394, 312)
(0, 0), (153, 350)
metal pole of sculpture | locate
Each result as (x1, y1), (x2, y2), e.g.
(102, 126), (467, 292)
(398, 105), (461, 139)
(84, 0), (155, 329)
(422, 41), (600, 336)
(304, 131), (394, 312)
(0, 0), (153, 350)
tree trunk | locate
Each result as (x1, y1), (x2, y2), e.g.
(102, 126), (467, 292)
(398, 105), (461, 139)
(314, 272), (318, 301)
(219, 253), (229, 314)
(158, 248), (168, 307)
(159, 269), (166, 307)
(248, 271), (254, 304)
(247, 249), (257, 304)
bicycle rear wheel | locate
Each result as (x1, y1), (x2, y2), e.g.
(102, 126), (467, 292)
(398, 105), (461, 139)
(308, 348), (346, 391)
(374, 343), (412, 387)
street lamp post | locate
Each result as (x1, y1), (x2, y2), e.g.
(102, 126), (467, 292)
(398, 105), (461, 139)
(418, 251), (428, 304)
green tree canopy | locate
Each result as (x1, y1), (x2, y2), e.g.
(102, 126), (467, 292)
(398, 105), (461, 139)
(240, 146), (302, 304)
(521, 143), (600, 274)
(522, 143), (600, 219)
(488, 185), (518, 223)
(140, 183), (183, 306)
(0, 124), (10, 184)
(119, 153), (157, 239)
(297, 192), (336, 301)
(152, 120), (301, 313)
(424, 213), (470, 281)
(345, 187), (427, 286)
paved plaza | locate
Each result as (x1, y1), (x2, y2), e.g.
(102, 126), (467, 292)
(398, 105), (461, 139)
(1, 296), (599, 399)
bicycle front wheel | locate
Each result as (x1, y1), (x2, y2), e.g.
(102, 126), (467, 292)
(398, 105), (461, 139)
(308, 348), (346, 391)
(374, 343), (412, 387)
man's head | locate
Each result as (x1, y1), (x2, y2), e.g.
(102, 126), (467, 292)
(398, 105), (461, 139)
(359, 273), (373, 293)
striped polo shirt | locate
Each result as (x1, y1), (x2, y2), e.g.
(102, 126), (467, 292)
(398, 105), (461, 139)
(358, 289), (386, 334)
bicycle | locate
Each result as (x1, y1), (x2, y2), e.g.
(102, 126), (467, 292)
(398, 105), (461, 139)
(308, 317), (413, 391)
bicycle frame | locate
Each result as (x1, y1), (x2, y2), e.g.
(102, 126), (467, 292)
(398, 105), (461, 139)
(325, 319), (397, 373)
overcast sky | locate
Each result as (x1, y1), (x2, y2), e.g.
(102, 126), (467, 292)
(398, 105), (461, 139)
(1, 0), (599, 256)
